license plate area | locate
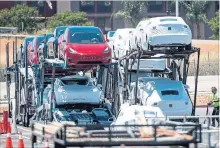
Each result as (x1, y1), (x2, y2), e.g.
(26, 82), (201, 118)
(169, 104), (173, 108)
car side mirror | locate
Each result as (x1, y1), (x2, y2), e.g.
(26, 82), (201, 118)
(184, 84), (190, 90)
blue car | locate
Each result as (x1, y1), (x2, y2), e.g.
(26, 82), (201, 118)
(18, 36), (34, 67)
(37, 33), (54, 60)
(47, 26), (67, 57)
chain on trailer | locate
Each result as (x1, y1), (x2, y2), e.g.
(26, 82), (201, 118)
(116, 45), (200, 118)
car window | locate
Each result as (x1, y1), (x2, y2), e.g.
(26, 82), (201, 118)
(70, 32), (104, 44)
(161, 90), (179, 95)
(61, 79), (88, 85)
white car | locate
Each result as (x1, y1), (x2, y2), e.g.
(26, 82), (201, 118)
(130, 77), (193, 116)
(134, 19), (150, 49)
(112, 103), (165, 130)
(136, 16), (192, 51)
(112, 28), (135, 59)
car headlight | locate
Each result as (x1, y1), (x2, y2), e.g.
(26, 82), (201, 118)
(103, 47), (110, 53)
(69, 48), (79, 54)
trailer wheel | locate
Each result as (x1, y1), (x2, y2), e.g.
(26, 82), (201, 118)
(185, 43), (192, 50)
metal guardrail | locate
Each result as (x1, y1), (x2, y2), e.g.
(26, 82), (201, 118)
(31, 121), (201, 148)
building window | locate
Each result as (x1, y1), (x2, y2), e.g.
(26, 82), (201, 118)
(96, 17), (112, 34)
(148, 1), (163, 12)
(97, 18), (105, 32)
(216, 1), (219, 12)
(80, 1), (95, 13)
(97, 1), (112, 13)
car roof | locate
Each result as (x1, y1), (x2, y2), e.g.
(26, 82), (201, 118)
(150, 16), (185, 24)
(59, 75), (89, 81)
(68, 26), (101, 32)
(120, 103), (164, 116)
(55, 26), (67, 29)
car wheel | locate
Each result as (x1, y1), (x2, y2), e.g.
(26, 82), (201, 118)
(185, 43), (192, 50)
(148, 44), (153, 51)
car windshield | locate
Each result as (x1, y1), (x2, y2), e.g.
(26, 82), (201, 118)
(37, 37), (44, 47)
(56, 27), (66, 37)
(128, 71), (151, 83)
(24, 38), (34, 47)
(61, 79), (88, 85)
(70, 32), (104, 44)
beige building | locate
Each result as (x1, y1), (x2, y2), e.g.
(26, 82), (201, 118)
(56, 1), (219, 39)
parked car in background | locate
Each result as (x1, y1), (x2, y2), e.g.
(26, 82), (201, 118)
(137, 16), (192, 51)
(135, 19), (150, 49)
(47, 26), (67, 57)
(106, 31), (115, 42)
(112, 28), (135, 59)
(106, 31), (115, 53)
(130, 77), (193, 116)
(17, 36), (34, 67)
(27, 35), (44, 65)
(58, 26), (111, 69)
(37, 33), (54, 61)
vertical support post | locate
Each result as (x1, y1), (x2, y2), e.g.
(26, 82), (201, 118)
(123, 51), (129, 102)
(134, 49), (141, 105)
(192, 49), (200, 115)
(12, 41), (18, 133)
(25, 37), (29, 125)
(5, 43), (11, 117)
(176, 0), (179, 17)
(50, 63), (55, 122)
(183, 57), (188, 84)
(40, 62), (45, 106)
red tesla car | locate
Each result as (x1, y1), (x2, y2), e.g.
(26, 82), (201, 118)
(58, 26), (111, 69)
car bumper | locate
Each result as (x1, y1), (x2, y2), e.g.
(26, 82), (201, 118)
(162, 106), (192, 116)
(149, 34), (191, 46)
(66, 55), (111, 65)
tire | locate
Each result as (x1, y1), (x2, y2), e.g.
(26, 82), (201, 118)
(148, 44), (153, 51)
(185, 43), (191, 50)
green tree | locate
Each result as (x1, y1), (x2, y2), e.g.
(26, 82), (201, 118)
(180, 1), (211, 39)
(208, 11), (219, 40)
(0, 4), (38, 33)
(112, 1), (147, 27)
(47, 11), (92, 30)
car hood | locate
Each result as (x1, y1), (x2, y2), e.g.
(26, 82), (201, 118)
(67, 44), (108, 54)
(56, 85), (101, 105)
